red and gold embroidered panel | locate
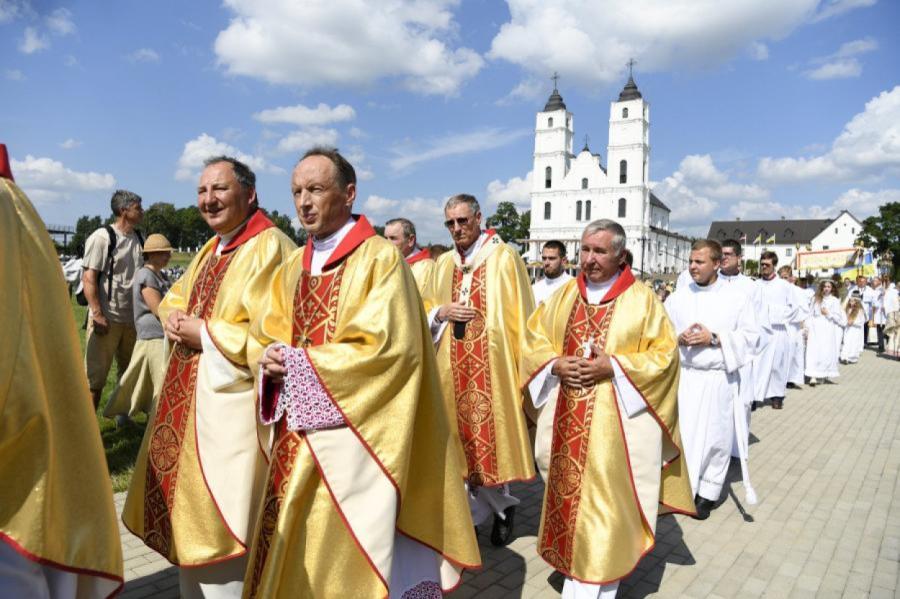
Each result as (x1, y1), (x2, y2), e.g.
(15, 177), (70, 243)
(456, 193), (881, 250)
(247, 264), (345, 597)
(143, 252), (235, 557)
(539, 296), (616, 573)
(449, 264), (499, 487)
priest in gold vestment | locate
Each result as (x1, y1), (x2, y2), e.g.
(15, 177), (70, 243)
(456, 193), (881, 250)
(385, 217), (435, 293)
(521, 220), (694, 599)
(421, 193), (536, 547)
(122, 156), (295, 598)
(0, 145), (124, 598)
(246, 148), (479, 598)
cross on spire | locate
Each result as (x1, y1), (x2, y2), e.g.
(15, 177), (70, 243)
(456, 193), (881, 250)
(626, 58), (636, 78)
(583, 134), (590, 149)
(551, 71), (560, 90)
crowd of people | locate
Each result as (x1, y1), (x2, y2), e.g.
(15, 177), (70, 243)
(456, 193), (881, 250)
(1, 140), (897, 599)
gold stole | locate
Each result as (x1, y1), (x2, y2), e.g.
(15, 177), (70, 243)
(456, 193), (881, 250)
(540, 295), (616, 573)
(246, 263), (345, 597)
(143, 252), (235, 557)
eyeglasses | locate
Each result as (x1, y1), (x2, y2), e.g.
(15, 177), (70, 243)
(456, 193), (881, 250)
(444, 216), (472, 228)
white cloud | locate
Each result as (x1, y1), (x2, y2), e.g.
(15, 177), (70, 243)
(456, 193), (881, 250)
(726, 187), (895, 222)
(488, 0), (821, 89)
(343, 146), (374, 181)
(832, 188), (900, 217)
(0, 0), (30, 24)
(63, 54), (78, 67)
(805, 59), (861, 80)
(362, 194), (448, 242)
(59, 138), (82, 150)
(214, 0), (483, 95)
(390, 127), (530, 172)
(127, 48), (161, 63)
(175, 133), (283, 181)
(45, 8), (75, 35)
(254, 103), (356, 127)
(349, 127), (367, 139)
(275, 128), (340, 155)
(496, 78), (545, 106)
(485, 171), (532, 211)
(803, 37), (877, 80)
(811, 0), (876, 22)
(19, 26), (48, 54)
(758, 86), (900, 183)
(748, 41), (769, 61)
(653, 154), (769, 228)
(11, 155), (116, 203)
(5, 68), (24, 80)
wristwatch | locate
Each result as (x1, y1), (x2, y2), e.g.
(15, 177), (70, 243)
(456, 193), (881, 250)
(710, 333), (720, 347)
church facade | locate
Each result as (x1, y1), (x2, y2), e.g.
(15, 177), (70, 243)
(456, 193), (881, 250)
(525, 75), (692, 276)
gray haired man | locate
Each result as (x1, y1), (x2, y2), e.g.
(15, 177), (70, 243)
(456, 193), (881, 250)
(82, 189), (145, 409)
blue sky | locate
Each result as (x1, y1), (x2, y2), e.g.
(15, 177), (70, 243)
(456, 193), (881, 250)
(2, 0), (898, 242)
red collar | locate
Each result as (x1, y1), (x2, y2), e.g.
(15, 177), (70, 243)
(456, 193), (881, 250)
(455, 228), (496, 260)
(212, 209), (275, 254)
(577, 265), (636, 303)
(303, 214), (376, 272)
(0, 144), (13, 181)
(406, 247), (431, 265)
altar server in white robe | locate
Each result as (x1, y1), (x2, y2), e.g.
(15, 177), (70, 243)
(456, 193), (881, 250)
(666, 240), (760, 520)
(806, 280), (847, 384)
(717, 239), (769, 459)
(778, 266), (810, 388)
(840, 291), (866, 364)
(755, 251), (804, 410)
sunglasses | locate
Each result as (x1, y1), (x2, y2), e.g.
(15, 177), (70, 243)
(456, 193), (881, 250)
(444, 216), (474, 228)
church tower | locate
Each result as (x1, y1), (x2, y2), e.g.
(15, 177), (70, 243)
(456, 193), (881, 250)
(607, 69), (649, 229)
(533, 75), (573, 193)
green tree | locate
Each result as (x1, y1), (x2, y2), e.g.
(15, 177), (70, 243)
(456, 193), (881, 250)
(857, 202), (900, 277)
(70, 215), (102, 256)
(175, 206), (209, 250)
(142, 202), (180, 244)
(485, 202), (530, 252)
(262, 208), (305, 244)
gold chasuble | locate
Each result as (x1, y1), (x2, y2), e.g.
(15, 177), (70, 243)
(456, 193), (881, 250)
(422, 231), (536, 487)
(122, 210), (296, 566)
(245, 216), (480, 598)
(521, 268), (695, 585)
(0, 176), (123, 597)
(406, 247), (435, 294)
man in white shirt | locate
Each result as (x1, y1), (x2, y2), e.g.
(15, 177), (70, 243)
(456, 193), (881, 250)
(532, 240), (573, 305)
(666, 240), (760, 519)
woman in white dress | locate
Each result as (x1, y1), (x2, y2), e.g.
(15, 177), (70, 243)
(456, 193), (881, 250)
(805, 280), (846, 385)
(840, 291), (865, 364)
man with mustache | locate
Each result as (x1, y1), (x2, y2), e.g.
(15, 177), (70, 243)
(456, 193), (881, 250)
(123, 156), (295, 598)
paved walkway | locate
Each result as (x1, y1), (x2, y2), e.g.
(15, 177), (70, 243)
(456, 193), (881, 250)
(117, 350), (900, 598)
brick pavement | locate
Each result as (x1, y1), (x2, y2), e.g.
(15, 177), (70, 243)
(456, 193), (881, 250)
(117, 349), (900, 598)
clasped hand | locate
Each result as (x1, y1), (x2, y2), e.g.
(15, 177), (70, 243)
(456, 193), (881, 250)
(438, 302), (476, 323)
(258, 346), (287, 383)
(164, 309), (203, 350)
(678, 323), (712, 346)
(551, 344), (613, 388)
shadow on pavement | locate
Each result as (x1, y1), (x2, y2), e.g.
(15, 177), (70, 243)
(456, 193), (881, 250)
(621, 514), (695, 598)
(120, 566), (178, 598)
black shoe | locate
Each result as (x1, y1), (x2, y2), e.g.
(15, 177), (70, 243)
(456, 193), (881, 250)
(751, 401), (758, 412)
(692, 497), (716, 520)
(786, 382), (799, 389)
(772, 397), (784, 409)
(491, 506), (516, 546)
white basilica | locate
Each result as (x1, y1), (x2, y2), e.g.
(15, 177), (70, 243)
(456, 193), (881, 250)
(525, 74), (692, 276)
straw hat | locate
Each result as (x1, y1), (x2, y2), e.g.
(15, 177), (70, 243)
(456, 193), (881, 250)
(143, 233), (173, 253)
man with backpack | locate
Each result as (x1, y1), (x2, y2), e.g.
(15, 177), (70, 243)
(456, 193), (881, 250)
(81, 189), (144, 410)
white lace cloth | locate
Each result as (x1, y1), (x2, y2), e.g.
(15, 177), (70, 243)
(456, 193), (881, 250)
(259, 344), (344, 431)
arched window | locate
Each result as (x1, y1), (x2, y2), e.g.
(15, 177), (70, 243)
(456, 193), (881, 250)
(576, 201), (582, 221)
(548, 117), (554, 128)
(581, 177), (588, 189)
(618, 198), (627, 218)
(545, 166), (552, 189)
(622, 107), (629, 118)
(619, 160), (627, 184)
(585, 200), (591, 220)
(544, 201), (551, 220)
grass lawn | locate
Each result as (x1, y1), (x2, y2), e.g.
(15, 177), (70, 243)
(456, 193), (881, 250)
(74, 254), (194, 493)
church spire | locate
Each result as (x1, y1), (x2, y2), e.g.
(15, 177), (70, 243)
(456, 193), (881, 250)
(543, 71), (567, 111)
(618, 59), (642, 101)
